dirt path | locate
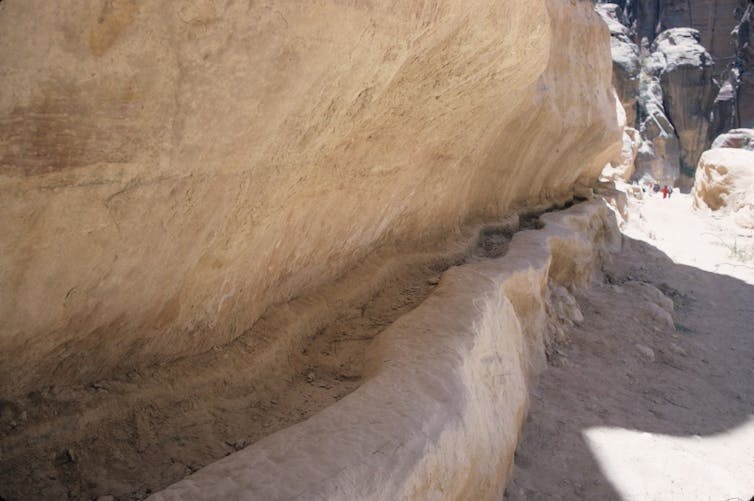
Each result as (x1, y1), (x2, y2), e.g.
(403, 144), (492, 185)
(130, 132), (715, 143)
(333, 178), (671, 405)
(505, 192), (754, 500)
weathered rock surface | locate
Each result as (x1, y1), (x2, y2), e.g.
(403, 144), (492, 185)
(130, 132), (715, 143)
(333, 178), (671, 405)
(596, 4), (723, 183)
(635, 75), (683, 184)
(692, 148), (754, 227)
(647, 28), (717, 176)
(149, 200), (620, 501)
(734, 2), (754, 127)
(710, 73), (739, 138)
(602, 127), (642, 181)
(711, 127), (754, 149)
(597, 0), (754, 177)
(659, 0), (744, 75)
(606, 0), (746, 74)
(597, 4), (641, 125)
(0, 1), (621, 399)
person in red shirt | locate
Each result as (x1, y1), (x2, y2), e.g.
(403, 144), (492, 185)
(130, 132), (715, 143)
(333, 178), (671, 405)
(662, 185), (669, 199)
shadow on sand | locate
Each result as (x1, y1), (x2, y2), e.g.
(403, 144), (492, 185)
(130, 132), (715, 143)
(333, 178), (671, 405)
(505, 235), (754, 500)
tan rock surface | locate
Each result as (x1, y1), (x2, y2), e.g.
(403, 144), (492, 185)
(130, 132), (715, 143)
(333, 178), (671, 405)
(0, 0), (621, 397)
(692, 148), (754, 227)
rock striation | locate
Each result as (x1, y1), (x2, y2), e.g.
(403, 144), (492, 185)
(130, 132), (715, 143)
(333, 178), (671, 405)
(0, 1), (621, 400)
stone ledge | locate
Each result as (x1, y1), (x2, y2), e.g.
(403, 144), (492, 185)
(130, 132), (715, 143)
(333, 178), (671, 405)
(150, 199), (620, 501)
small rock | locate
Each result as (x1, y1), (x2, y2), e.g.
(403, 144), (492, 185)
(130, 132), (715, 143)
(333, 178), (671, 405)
(427, 277), (440, 286)
(635, 343), (655, 362)
(234, 439), (247, 450)
(669, 342), (687, 357)
(306, 372), (315, 383)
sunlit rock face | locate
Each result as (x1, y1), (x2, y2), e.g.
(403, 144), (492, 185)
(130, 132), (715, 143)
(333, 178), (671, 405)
(596, 4), (641, 126)
(0, 0), (621, 397)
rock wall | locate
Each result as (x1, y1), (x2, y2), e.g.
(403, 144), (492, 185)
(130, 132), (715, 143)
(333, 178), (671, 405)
(149, 199), (620, 501)
(597, 3), (720, 183)
(734, 2), (754, 127)
(649, 29), (717, 175)
(604, 0), (746, 73)
(597, 0), (754, 133)
(598, 4), (641, 125)
(0, 0), (621, 397)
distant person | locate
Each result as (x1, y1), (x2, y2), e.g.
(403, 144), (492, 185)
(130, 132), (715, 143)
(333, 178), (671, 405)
(653, 184), (660, 193)
(662, 185), (668, 199)
(668, 186), (673, 198)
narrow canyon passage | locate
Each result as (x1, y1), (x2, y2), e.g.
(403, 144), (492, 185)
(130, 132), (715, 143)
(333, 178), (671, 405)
(505, 193), (754, 500)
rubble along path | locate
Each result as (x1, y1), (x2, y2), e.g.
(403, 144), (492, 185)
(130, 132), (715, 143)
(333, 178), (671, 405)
(505, 191), (754, 500)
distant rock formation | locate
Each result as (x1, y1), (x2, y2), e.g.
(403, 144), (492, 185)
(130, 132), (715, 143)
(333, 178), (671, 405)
(733, 2), (754, 127)
(648, 29), (717, 176)
(597, 0), (752, 184)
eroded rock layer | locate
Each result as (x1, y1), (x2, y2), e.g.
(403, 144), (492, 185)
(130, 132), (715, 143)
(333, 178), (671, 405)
(0, 1), (620, 397)
(150, 199), (620, 501)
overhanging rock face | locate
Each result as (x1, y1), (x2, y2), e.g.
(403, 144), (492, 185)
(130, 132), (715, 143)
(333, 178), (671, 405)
(0, 1), (620, 396)
(149, 199), (621, 501)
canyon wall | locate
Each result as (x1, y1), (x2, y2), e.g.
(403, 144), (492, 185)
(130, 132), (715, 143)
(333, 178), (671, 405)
(0, 0), (621, 398)
(597, 0), (754, 184)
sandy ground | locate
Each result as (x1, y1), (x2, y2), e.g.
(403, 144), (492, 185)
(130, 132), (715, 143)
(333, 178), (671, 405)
(505, 189), (754, 500)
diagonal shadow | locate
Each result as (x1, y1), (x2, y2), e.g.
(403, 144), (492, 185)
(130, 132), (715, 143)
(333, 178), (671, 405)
(505, 235), (754, 500)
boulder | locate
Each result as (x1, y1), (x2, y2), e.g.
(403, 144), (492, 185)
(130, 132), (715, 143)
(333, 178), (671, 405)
(692, 148), (754, 227)
(711, 128), (754, 149)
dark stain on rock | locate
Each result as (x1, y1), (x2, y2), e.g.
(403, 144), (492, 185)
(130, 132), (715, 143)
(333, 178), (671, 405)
(0, 79), (143, 176)
(89, 0), (138, 57)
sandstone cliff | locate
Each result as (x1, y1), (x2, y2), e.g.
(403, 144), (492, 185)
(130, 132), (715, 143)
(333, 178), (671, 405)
(0, 0), (621, 399)
(597, 0), (753, 183)
(605, 0), (746, 75)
